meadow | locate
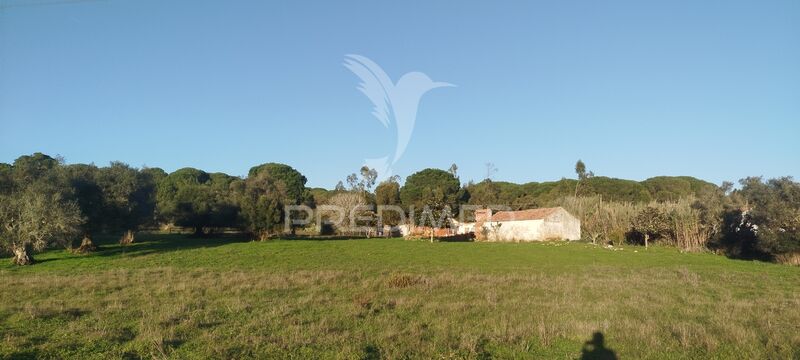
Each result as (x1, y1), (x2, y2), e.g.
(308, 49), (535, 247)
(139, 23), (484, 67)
(1, 235), (798, 359)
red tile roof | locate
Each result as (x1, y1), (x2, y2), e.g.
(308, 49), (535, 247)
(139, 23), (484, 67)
(490, 207), (561, 222)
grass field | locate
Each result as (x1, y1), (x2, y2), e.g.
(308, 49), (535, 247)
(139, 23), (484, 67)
(1, 235), (798, 359)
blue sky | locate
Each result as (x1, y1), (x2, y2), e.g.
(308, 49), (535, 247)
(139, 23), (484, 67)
(1, 0), (798, 188)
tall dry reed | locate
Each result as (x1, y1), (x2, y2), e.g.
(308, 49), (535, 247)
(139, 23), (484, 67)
(552, 196), (712, 250)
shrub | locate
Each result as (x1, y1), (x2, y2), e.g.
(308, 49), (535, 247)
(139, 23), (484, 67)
(630, 207), (671, 248)
(718, 177), (800, 261)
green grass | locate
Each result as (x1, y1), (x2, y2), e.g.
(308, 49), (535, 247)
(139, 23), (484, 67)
(1, 234), (798, 359)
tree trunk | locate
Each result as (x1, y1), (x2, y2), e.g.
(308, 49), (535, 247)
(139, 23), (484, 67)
(644, 234), (649, 249)
(430, 228), (434, 242)
(12, 244), (34, 266)
(119, 230), (135, 245)
(75, 235), (97, 254)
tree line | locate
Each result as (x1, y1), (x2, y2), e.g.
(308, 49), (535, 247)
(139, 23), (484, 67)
(0, 153), (798, 265)
(0, 153), (311, 264)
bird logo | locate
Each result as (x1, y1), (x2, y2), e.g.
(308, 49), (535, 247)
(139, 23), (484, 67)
(344, 54), (454, 182)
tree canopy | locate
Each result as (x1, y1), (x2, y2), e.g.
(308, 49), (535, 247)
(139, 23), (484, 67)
(0, 154), (83, 264)
(731, 177), (800, 257)
(248, 163), (308, 205)
(375, 178), (402, 227)
(156, 168), (219, 233)
(642, 176), (718, 202)
(401, 169), (460, 228)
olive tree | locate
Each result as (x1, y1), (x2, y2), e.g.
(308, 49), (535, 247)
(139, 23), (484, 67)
(630, 206), (670, 249)
(94, 162), (159, 243)
(64, 163), (104, 252)
(0, 189), (83, 264)
(0, 154), (83, 265)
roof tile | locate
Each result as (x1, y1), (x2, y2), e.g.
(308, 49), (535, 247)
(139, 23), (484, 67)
(490, 207), (561, 222)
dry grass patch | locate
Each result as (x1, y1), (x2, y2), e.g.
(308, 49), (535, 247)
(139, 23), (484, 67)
(386, 273), (425, 288)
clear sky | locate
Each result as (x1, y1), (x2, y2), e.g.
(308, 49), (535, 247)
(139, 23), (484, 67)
(1, 0), (798, 188)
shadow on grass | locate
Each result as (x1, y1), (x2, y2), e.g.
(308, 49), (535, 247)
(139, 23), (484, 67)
(87, 233), (250, 260)
(580, 332), (618, 360)
(29, 257), (60, 265)
(437, 233), (476, 242)
(280, 235), (376, 241)
(361, 343), (381, 360)
(8, 350), (40, 360)
(1, 233), (395, 267)
(32, 308), (89, 321)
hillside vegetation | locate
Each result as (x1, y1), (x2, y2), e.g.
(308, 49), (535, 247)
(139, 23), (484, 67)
(462, 175), (717, 207)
